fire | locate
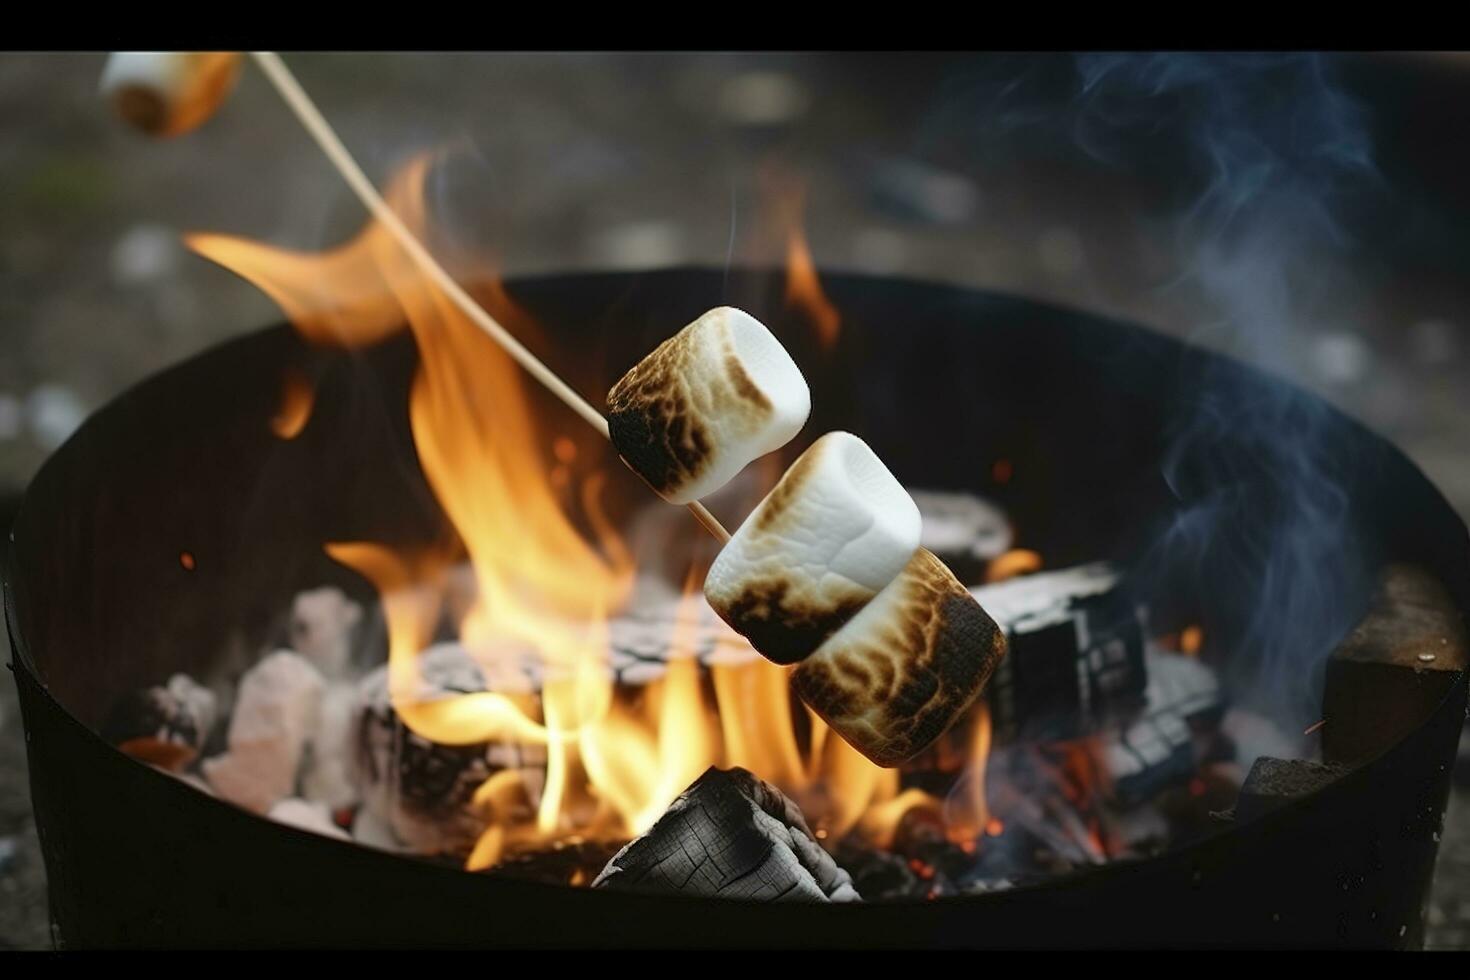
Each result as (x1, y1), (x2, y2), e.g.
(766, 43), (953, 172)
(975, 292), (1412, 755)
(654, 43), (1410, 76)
(944, 703), (992, 843)
(766, 170), (841, 351)
(188, 151), (994, 872)
(785, 228), (841, 352)
(270, 366), (314, 439)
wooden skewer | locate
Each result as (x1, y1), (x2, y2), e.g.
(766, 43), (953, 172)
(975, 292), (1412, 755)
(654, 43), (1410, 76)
(248, 52), (732, 545)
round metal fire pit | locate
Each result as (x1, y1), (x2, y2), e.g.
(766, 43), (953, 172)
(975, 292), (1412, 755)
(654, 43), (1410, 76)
(5, 268), (1467, 948)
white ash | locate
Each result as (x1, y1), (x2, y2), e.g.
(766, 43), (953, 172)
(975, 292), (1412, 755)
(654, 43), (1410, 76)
(289, 587), (364, 678)
(352, 644), (546, 857)
(202, 650), (324, 814)
(910, 488), (1013, 562)
(300, 681), (359, 811)
(268, 798), (351, 841)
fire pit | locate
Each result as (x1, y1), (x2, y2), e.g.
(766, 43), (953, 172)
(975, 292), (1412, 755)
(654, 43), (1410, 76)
(6, 264), (1468, 948)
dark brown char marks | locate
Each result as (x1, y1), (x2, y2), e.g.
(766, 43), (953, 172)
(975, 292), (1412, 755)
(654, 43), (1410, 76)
(606, 313), (776, 500)
(717, 578), (870, 666)
(792, 549), (1007, 767)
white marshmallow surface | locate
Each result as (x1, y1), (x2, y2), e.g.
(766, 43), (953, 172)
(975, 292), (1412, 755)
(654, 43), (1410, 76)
(704, 431), (922, 664)
(607, 307), (810, 504)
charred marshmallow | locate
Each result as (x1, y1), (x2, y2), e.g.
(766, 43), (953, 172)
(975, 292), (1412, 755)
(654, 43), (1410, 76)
(704, 431), (921, 664)
(792, 548), (1007, 767)
(607, 307), (810, 504)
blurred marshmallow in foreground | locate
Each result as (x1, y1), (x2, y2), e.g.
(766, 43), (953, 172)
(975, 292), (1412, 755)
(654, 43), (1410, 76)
(100, 52), (242, 138)
(704, 431), (921, 664)
(607, 307), (810, 504)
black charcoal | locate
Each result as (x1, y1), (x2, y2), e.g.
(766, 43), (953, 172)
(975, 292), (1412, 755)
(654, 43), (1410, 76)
(593, 767), (860, 902)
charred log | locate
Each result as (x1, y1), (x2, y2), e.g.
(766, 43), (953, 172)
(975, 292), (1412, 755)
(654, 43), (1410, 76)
(976, 563), (1148, 744)
(593, 767), (860, 902)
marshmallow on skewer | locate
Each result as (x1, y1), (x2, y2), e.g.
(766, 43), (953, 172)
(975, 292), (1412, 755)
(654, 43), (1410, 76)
(607, 307), (810, 504)
(704, 431), (921, 664)
(792, 548), (1007, 767)
(100, 52), (242, 138)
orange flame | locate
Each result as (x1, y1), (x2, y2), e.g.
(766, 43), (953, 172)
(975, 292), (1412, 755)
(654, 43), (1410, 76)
(944, 703), (992, 844)
(188, 151), (983, 872)
(785, 229), (841, 352)
(986, 548), (1044, 583)
(765, 170), (840, 351)
(270, 366), (315, 439)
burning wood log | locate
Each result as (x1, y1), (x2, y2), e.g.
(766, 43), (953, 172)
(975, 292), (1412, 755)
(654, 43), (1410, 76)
(593, 767), (860, 902)
(352, 644), (545, 856)
(1321, 563), (1470, 767)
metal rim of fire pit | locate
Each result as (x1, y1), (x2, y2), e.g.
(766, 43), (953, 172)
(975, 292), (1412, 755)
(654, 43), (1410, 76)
(5, 267), (1467, 949)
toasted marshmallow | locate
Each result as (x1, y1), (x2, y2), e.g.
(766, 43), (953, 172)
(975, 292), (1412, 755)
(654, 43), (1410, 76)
(792, 548), (1007, 767)
(607, 307), (810, 504)
(100, 52), (242, 138)
(704, 431), (921, 664)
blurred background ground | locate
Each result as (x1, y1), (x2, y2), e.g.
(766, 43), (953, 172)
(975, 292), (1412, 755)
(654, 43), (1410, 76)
(2, 51), (1470, 949)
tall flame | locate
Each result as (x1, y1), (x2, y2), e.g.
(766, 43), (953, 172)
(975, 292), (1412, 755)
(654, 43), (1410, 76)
(187, 152), (992, 870)
(763, 168), (841, 351)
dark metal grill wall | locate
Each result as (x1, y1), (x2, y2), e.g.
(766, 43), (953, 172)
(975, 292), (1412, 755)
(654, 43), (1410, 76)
(7, 269), (1467, 948)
